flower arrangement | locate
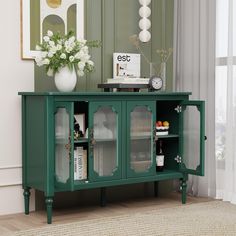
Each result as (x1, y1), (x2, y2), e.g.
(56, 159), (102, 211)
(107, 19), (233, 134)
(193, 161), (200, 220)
(156, 48), (173, 63)
(129, 34), (173, 76)
(35, 30), (100, 77)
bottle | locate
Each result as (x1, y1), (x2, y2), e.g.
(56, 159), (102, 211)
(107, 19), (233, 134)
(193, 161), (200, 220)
(156, 140), (164, 172)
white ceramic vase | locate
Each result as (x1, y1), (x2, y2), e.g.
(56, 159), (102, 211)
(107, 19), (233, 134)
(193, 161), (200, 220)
(54, 66), (77, 92)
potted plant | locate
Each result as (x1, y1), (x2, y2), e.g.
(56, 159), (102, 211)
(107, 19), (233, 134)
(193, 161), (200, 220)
(35, 30), (100, 92)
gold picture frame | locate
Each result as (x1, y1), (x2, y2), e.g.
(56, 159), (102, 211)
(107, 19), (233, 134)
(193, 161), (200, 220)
(21, 0), (85, 60)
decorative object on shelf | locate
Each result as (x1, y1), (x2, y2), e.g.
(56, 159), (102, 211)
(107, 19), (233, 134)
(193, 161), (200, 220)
(129, 34), (173, 91)
(156, 140), (164, 172)
(34, 30), (100, 92)
(156, 48), (173, 91)
(156, 120), (169, 135)
(138, 0), (152, 42)
(21, 0), (84, 59)
(113, 53), (141, 79)
(74, 114), (85, 140)
(149, 76), (163, 91)
(54, 66), (77, 92)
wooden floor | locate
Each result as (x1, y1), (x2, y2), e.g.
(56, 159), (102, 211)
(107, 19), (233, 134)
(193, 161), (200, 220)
(0, 192), (213, 235)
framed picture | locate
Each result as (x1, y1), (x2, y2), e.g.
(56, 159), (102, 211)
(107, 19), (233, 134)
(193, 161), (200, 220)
(21, 0), (84, 59)
(74, 114), (85, 138)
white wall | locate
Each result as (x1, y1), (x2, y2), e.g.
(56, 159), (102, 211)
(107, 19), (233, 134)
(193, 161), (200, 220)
(0, 0), (34, 215)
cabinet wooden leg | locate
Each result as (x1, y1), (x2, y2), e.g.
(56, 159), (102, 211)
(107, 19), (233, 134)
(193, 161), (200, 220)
(45, 197), (53, 224)
(181, 179), (187, 204)
(154, 181), (158, 197)
(100, 187), (106, 207)
(23, 187), (31, 215)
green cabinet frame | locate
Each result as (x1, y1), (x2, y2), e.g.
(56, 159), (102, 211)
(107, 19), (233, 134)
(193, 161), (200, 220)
(179, 101), (205, 176)
(126, 101), (156, 178)
(19, 92), (205, 224)
(89, 101), (122, 181)
(54, 102), (74, 191)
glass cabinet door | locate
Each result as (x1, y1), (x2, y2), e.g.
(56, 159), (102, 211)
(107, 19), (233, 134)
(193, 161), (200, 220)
(127, 101), (156, 177)
(179, 101), (205, 176)
(54, 102), (74, 190)
(89, 102), (122, 181)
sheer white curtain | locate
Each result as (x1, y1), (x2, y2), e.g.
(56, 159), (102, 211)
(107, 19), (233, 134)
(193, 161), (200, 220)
(173, 0), (216, 197)
(215, 0), (236, 204)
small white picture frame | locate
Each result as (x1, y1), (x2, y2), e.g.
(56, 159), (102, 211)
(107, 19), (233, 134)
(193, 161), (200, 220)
(74, 114), (85, 135)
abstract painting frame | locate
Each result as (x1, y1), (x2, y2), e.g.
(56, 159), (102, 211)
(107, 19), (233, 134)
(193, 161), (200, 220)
(21, 0), (84, 59)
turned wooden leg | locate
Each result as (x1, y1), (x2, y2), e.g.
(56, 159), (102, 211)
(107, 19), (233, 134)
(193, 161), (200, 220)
(23, 187), (31, 215)
(181, 179), (187, 204)
(100, 187), (106, 207)
(45, 197), (53, 224)
(154, 181), (159, 197)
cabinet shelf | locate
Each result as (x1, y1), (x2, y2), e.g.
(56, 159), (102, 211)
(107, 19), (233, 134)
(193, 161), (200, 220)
(156, 134), (179, 139)
(74, 138), (89, 144)
(95, 139), (116, 142)
(155, 168), (180, 175)
(131, 136), (151, 140)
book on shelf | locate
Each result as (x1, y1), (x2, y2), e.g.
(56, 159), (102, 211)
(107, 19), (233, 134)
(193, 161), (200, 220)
(106, 77), (150, 84)
(74, 147), (87, 180)
(113, 53), (140, 79)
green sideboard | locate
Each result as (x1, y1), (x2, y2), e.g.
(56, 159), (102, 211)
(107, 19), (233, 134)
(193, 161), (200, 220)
(19, 91), (205, 224)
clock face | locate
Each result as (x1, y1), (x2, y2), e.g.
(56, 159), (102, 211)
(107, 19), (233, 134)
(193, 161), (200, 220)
(149, 76), (163, 90)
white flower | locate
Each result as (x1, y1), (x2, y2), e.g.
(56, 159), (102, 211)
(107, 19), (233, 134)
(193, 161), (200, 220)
(75, 51), (83, 59)
(69, 36), (75, 43)
(66, 47), (73, 53)
(69, 56), (75, 62)
(57, 44), (62, 51)
(49, 46), (57, 55)
(87, 60), (94, 66)
(65, 40), (69, 47)
(57, 39), (62, 45)
(35, 56), (43, 66)
(43, 58), (50, 65)
(79, 39), (87, 46)
(43, 36), (50, 42)
(77, 70), (85, 77)
(49, 41), (55, 47)
(41, 51), (48, 58)
(35, 45), (41, 51)
(47, 30), (53, 37)
(81, 54), (90, 62)
(60, 53), (66, 59)
(34, 31), (98, 79)
(78, 61), (85, 70)
(82, 46), (88, 53)
(48, 52), (54, 58)
(47, 68), (54, 77)
(78, 51), (85, 59)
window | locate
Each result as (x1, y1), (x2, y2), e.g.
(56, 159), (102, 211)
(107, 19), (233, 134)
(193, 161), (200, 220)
(215, 0), (236, 161)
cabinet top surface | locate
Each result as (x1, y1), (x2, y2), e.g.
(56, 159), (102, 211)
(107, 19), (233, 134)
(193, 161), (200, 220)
(18, 91), (191, 96)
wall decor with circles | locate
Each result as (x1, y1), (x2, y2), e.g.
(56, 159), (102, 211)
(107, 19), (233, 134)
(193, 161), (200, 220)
(138, 0), (151, 43)
(21, 0), (84, 59)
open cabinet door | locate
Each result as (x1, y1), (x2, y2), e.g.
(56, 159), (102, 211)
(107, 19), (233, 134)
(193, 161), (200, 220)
(178, 101), (205, 176)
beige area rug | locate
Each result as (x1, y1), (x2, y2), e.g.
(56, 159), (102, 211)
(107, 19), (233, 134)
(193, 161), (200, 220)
(5, 201), (236, 236)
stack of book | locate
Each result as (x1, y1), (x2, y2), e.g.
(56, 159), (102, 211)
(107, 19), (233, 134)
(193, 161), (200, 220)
(106, 77), (150, 84)
(74, 147), (87, 180)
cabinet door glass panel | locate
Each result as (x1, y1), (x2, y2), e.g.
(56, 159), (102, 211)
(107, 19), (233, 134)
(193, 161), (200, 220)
(130, 106), (152, 173)
(182, 106), (200, 171)
(93, 107), (117, 177)
(55, 108), (70, 183)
